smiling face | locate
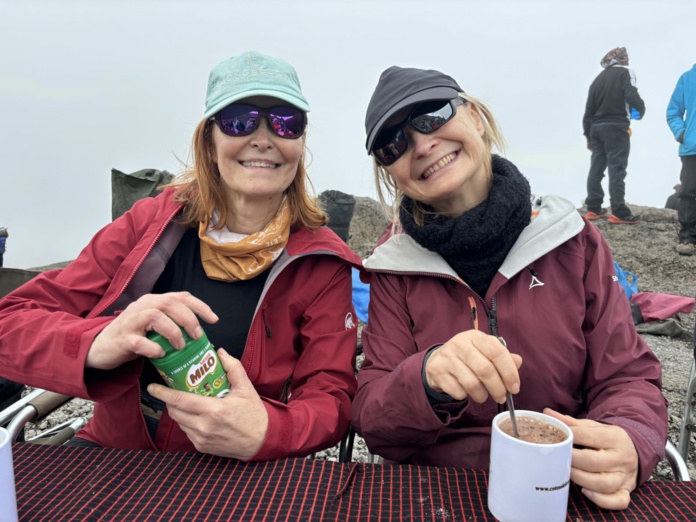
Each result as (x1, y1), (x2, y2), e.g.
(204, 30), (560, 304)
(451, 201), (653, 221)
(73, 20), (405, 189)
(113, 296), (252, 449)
(383, 102), (491, 216)
(211, 96), (305, 210)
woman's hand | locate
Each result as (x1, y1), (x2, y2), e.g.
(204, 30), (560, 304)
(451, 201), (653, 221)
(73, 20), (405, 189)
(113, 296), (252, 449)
(87, 292), (219, 370)
(424, 330), (522, 404)
(544, 408), (639, 510)
(148, 348), (269, 460)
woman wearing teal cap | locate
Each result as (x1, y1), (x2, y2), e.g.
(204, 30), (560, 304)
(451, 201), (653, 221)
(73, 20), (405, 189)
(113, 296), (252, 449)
(0, 51), (361, 460)
(352, 65), (667, 510)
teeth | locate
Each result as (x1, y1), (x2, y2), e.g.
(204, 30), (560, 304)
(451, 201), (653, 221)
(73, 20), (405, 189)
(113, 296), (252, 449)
(422, 152), (457, 179)
(241, 161), (278, 168)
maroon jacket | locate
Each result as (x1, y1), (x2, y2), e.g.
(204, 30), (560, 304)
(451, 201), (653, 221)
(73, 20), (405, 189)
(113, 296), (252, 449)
(0, 189), (362, 460)
(353, 195), (667, 485)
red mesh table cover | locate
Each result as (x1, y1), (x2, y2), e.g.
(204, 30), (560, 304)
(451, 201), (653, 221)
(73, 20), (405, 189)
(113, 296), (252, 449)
(12, 443), (696, 521)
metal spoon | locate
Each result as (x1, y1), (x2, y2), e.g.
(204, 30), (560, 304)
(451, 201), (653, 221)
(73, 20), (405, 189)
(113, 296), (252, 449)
(497, 337), (520, 438)
(505, 392), (520, 439)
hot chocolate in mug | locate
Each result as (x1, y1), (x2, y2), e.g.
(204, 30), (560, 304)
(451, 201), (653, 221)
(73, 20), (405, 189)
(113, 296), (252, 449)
(488, 410), (573, 522)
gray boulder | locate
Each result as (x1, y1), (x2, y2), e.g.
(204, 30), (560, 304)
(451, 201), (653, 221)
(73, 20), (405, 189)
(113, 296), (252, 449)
(348, 197), (389, 259)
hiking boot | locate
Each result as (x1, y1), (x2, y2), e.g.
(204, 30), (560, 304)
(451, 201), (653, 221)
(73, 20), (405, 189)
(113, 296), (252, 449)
(608, 214), (641, 224)
(586, 208), (608, 220)
(677, 242), (696, 256)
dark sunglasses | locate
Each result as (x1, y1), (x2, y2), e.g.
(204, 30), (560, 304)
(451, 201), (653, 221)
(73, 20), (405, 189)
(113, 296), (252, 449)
(372, 97), (465, 166)
(210, 103), (306, 139)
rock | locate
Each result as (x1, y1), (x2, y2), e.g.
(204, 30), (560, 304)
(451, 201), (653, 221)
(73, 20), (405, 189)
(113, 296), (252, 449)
(586, 204), (696, 313)
(348, 197), (389, 259)
(29, 261), (72, 271)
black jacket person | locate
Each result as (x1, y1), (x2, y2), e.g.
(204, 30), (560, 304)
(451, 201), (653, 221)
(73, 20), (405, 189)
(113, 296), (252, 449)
(583, 47), (645, 224)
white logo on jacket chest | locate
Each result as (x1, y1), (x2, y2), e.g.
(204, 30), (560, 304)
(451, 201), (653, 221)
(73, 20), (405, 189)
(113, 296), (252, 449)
(345, 312), (355, 329)
(528, 268), (545, 290)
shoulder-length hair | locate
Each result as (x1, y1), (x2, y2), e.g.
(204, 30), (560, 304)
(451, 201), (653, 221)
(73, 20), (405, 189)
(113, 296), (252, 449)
(168, 119), (327, 231)
(372, 93), (506, 227)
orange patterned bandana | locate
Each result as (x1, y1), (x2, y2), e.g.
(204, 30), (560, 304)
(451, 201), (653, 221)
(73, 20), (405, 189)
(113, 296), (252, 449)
(198, 199), (290, 282)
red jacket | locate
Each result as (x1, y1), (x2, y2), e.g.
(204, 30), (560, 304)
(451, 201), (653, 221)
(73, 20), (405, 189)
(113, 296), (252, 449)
(0, 189), (362, 460)
(353, 195), (667, 485)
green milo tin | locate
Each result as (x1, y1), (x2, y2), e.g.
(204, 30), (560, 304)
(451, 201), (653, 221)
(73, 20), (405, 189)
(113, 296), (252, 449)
(147, 327), (230, 398)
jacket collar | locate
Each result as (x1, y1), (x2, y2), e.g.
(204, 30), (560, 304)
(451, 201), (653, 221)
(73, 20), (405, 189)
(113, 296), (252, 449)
(365, 194), (584, 281)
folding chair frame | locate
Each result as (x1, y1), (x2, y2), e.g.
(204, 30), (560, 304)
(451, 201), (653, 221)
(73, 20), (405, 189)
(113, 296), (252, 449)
(678, 360), (696, 461)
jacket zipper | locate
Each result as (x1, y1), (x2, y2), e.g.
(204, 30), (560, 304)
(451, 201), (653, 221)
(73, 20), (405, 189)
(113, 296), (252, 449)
(486, 296), (506, 414)
(246, 319), (258, 374)
(487, 295), (499, 337)
(468, 296), (478, 330)
(244, 304), (272, 374)
(263, 307), (272, 339)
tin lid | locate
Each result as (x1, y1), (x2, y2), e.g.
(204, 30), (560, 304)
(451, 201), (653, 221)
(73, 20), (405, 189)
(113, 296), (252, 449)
(147, 327), (207, 357)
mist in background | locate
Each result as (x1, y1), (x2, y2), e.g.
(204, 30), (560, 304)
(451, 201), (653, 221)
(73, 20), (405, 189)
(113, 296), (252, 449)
(2, 0), (694, 268)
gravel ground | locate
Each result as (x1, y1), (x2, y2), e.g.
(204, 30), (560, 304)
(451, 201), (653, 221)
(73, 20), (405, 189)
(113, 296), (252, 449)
(586, 204), (696, 481)
(20, 201), (696, 481)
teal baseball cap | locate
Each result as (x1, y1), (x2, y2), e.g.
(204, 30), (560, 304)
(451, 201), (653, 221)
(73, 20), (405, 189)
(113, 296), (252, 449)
(203, 51), (310, 118)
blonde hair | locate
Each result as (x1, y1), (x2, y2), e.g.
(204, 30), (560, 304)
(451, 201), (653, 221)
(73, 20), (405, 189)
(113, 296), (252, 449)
(372, 93), (506, 226)
(166, 119), (327, 231)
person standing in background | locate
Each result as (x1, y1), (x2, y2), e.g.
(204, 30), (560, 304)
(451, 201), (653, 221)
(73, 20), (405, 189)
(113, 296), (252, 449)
(666, 64), (696, 256)
(583, 47), (645, 224)
(0, 228), (7, 267)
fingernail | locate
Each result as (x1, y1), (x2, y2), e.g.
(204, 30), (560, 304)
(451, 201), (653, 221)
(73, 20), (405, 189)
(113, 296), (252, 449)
(194, 326), (203, 339)
(218, 347), (228, 357)
(147, 385), (154, 395)
(512, 382), (520, 394)
(211, 312), (220, 322)
(177, 337), (186, 349)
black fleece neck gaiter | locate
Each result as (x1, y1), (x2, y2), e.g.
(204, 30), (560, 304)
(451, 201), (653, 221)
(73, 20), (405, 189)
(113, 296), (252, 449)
(400, 155), (531, 298)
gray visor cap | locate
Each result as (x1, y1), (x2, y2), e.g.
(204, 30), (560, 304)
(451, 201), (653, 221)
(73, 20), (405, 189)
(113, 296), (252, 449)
(364, 66), (463, 152)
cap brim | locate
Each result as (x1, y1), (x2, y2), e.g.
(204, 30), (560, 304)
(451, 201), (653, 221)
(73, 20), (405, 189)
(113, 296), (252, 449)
(365, 86), (460, 152)
(204, 89), (310, 119)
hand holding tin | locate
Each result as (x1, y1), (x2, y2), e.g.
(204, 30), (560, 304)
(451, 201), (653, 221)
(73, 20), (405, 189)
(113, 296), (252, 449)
(87, 291), (219, 371)
(148, 348), (269, 460)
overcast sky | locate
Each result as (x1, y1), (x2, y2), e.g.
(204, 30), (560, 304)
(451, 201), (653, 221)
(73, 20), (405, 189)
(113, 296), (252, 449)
(2, 0), (695, 269)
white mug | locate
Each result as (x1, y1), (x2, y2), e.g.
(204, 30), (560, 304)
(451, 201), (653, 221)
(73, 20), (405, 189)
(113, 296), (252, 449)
(0, 427), (18, 522)
(488, 410), (573, 522)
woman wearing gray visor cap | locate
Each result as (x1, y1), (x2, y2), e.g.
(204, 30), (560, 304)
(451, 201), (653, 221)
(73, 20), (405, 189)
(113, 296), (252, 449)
(352, 65), (667, 510)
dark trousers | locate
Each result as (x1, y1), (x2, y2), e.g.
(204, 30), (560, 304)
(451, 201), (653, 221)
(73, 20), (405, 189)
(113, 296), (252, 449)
(0, 377), (25, 441)
(586, 122), (632, 218)
(678, 155), (696, 243)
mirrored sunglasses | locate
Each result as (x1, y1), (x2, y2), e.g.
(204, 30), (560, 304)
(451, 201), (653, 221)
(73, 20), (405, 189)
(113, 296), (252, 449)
(372, 98), (465, 166)
(211, 103), (306, 139)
